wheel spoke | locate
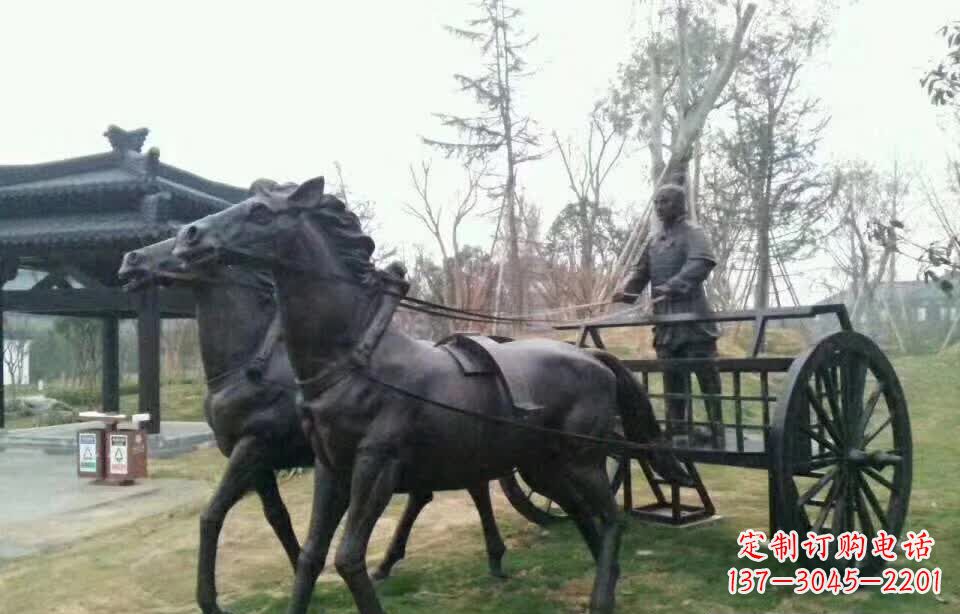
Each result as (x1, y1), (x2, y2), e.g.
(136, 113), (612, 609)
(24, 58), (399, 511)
(806, 384), (843, 445)
(798, 466), (837, 506)
(863, 466), (895, 492)
(814, 473), (844, 533)
(832, 472), (853, 536)
(800, 425), (839, 453)
(819, 367), (844, 440)
(859, 475), (890, 528)
(841, 353), (867, 444)
(805, 454), (841, 471)
(863, 416), (892, 448)
(859, 384), (884, 435)
(853, 474), (876, 538)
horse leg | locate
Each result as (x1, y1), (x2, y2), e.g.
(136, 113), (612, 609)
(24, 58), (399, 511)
(566, 463), (624, 614)
(467, 482), (508, 579)
(520, 466), (603, 562)
(334, 450), (401, 614)
(285, 461), (349, 614)
(254, 468), (301, 570)
(371, 491), (433, 581)
(197, 437), (261, 614)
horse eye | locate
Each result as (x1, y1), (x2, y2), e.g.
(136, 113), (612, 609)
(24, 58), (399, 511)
(249, 203), (274, 225)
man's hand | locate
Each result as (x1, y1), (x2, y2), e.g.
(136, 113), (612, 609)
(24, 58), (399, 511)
(652, 284), (672, 298)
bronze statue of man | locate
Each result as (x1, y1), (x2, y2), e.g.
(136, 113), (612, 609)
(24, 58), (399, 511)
(613, 184), (724, 447)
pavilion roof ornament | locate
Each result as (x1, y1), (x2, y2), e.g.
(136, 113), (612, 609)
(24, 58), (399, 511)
(103, 125), (149, 154)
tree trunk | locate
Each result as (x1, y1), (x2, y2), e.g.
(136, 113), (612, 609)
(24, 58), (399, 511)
(496, 2), (523, 320)
(600, 3), (757, 301)
(755, 92), (776, 309)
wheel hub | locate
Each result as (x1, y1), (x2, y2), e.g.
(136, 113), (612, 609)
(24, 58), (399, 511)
(846, 448), (900, 468)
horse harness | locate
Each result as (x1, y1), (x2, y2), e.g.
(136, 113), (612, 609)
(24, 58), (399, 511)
(287, 268), (673, 459)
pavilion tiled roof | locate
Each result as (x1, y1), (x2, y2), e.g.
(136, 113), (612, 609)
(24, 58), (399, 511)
(0, 126), (248, 250)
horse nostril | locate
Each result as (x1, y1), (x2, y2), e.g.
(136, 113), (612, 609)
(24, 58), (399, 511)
(128, 252), (141, 265)
(185, 225), (201, 245)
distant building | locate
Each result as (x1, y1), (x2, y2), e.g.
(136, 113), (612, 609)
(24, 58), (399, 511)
(819, 280), (959, 353)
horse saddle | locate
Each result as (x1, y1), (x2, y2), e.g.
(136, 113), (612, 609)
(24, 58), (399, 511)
(436, 333), (544, 412)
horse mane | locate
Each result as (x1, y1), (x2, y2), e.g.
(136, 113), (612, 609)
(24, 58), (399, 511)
(255, 180), (377, 287)
(306, 194), (377, 287)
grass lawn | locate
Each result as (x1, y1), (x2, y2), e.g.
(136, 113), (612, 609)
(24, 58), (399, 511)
(1, 351), (956, 614)
(119, 380), (207, 421)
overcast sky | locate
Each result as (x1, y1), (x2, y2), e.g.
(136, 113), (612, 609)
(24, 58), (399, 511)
(1, 0), (956, 301)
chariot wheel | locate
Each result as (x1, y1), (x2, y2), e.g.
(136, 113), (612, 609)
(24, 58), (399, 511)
(771, 331), (912, 571)
(500, 432), (628, 526)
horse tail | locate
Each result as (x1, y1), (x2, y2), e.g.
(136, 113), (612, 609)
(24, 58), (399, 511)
(586, 349), (690, 485)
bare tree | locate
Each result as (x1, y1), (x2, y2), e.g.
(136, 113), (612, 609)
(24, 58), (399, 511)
(162, 319), (201, 381)
(721, 1), (833, 308)
(332, 161), (396, 265)
(54, 318), (101, 388)
(2, 316), (30, 396)
(697, 135), (756, 310)
(403, 160), (486, 307)
(552, 101), (629, 301)
(424, 0), (542, 318)
(821, 162), (902, 317)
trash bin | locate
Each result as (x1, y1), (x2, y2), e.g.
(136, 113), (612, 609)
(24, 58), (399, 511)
(105, 427), (148, 485)
(77, 428), (105, 480)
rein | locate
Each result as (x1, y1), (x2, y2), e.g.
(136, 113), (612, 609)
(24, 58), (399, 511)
(353, 368), (669, 458)
(273, 261), (669, 459)
(207, 245), (623, 327)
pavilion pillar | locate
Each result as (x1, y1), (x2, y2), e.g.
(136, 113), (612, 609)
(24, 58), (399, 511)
(0, 288), (5, 430)
(138, 286), (161, 434)
(101, 316), (120, 413)
(0, 257), (17, 430)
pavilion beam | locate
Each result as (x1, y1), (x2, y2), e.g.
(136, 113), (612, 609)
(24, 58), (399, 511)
(138, 286), (161, 434)
(102, 316), (120, 413)
(1, 288), (195, 318)
(3, 288), (137, 314)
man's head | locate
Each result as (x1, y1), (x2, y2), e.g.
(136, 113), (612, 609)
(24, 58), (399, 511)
(654, 184), (687, 225)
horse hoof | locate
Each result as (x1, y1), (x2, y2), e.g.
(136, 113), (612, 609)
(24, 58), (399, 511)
(490, 570), (509, 581)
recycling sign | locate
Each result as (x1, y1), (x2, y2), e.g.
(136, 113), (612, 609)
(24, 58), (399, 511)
(110, 434), (128, 475)
(78, 433), (98, 473)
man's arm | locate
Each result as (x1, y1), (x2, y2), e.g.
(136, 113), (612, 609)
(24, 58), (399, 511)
(662, 226), (716, 296)
(613, 248), (651, 302)
(662, 259), (715, 296)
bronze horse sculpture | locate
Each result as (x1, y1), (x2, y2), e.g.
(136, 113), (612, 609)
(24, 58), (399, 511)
(118, 237), (509, 614)
(173, 177), (668, 614)
(120, 238), (307, 614)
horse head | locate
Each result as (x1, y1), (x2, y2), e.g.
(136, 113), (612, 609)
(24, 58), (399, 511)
(173, 176), (377, 290)
(118, 238), (189, 291)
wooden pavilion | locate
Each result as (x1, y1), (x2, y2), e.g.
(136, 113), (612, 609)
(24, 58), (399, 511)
(0, 126), (247, 432)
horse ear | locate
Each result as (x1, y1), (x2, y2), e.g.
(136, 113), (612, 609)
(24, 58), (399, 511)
(249, 178), (279, 196)
(289, 176), (326, 206)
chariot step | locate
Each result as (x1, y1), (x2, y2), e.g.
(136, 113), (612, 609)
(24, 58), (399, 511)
(627, 458), (715, 526)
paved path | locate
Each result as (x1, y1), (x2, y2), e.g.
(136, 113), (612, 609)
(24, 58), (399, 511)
(0, 447), (209, 563)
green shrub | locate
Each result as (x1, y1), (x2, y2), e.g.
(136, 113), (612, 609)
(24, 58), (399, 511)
(44, 387), (101, 408)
